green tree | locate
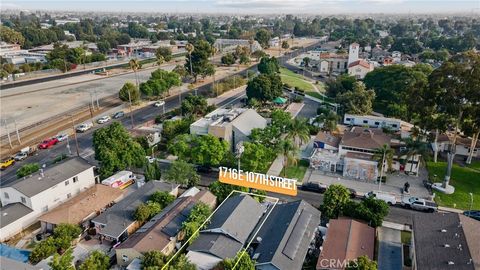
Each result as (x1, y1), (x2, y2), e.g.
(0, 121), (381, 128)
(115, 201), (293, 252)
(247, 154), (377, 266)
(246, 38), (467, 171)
(255, 28), (271, 48)
(164, 159), (200, 187)
(48, 249), (74, 270)
(173, 64), (188, 79)
(161, 117), (194, 142)
(373, 144), (394, 174)
(96, 40), (111, 54)
(257, 56), (279, 75)
(346, 255), (378, 270)
(181, 202), (212, 243)
(320, 184), (351, 219)
(16, 163), (40, 178)
(239, 54), (250, 65)
(145, 162), (162, 181)
(181, 94), (208, 116)
(141, 250), (168, 269)
(221, 53), (236, 66)
(277, 139), (298, 177)
(79, 251), (110, 270)
(326, 74), (356, 98)
(191, 135), (229, 167)
(156, 46), (173, 62)
(216, 250), (255, 270)
(185, 40), (215, 82)
(150, 191), (175, 208)
(250, 126), (282, 149)
(270, 109), (292, 132)
(303, 57), (311, 69)
(336, 82), (375, 115)
(134, 201), (162, 222)
(401, 138), (428, 176)
(343, 197), (389, 227)
(246, 73), (282, 102)
(251, 50), (266, 61)
(315, 110), (339, 132)
(281, 40), (290, 49)
(29, 237), (57, 264)
(208, 182), (248, 203)
(119, 82), (140, 104)
(287, 118), (310, 147)
(53, 224), (82, 251)
(240, 142), (275, 172)
(0, 26), (25, 45)
(93, 122), (146, 178)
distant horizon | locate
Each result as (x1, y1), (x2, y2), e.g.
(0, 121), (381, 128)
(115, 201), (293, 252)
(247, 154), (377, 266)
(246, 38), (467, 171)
(1, 0), (479, 15)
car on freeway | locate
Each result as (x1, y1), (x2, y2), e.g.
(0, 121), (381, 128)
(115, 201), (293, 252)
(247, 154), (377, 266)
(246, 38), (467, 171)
(113, 111), (125, 119)
(1, 157), (15, 170)
(300, 182), (327, 193)
(38, 138), (59, 149)
(97, 115), (111, 124)
(14, 152), (28, 161)
(463, 210), (480, 221)
(56, 134), (68, 142)
(154, 101), (165, 107)
(76, 122), (93, 133)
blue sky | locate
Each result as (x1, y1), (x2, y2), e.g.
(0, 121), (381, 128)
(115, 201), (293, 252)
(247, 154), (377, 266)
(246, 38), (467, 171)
(1, 0), (479, 14)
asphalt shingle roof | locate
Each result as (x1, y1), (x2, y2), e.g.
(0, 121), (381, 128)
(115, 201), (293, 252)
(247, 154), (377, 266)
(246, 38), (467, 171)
(0, 203), (33, 229)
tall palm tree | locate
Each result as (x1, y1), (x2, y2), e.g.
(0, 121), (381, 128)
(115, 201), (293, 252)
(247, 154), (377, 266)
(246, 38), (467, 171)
(185, 43), (194, 78)
(277, 139), (299, 178)
(373, 144), (394, 174)
(129, 58), (140, 89)
(402, 138), (428, 176)
(287, 118), (310, 147)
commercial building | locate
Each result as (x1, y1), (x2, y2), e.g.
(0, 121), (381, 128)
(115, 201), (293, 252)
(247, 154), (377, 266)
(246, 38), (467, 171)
(91, 181), (178, 242)
(316, 218), (375, 270)
(0, 157), (95, 241)
(190, 108), (267, 149)
(115, 188), (216, 267)
(412, 213), (480, 270)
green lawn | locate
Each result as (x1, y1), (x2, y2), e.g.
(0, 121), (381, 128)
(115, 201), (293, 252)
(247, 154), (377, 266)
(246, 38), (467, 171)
(280, 160), (309, 182)
(427, 161), (480, 210)
(467, 161), (480, 171)
(280, 68), (314, 92)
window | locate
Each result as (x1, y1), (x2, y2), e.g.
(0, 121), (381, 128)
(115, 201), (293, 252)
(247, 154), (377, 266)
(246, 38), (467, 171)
(42, 206), (48, 212)
(363, 120), (368, 124)
(65, 180), (69, 186)
(21, 197), (26, 204)
(374, 122), (380, 125)
(4, 192), (9, 199)
(73, 176), (78, 183)
(392, 124), (398, 128)
(67, 193), (72, 199)
(346, 118), (351, 121)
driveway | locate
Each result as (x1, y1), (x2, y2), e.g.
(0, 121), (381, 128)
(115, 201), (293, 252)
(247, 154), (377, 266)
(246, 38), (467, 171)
(377, 227), (403, 270)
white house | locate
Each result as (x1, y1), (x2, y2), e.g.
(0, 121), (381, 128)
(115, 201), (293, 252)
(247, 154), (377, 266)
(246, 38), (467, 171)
(348, 43), (360, 66)
(433, 133), (480, 158)
(0, 157), (95, 241)
(347, 59), (374, 79)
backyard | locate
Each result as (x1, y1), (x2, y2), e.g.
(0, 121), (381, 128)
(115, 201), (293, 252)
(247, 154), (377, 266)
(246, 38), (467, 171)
(427, 161), (480, 210)
(280, 160), (309, 182)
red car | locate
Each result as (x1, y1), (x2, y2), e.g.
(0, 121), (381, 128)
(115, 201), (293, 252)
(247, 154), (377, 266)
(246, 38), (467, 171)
(38, 138), (59, 149)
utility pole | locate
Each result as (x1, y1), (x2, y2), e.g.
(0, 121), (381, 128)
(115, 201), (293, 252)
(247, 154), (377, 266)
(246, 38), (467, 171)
(66, 134), (72, 155)
(14, 119), (21, 144)
(4, 120), (12, 149)
(127, 89), (135, 129)
(94, 90), (100, 109)
(378, 151), (386, 191)
(70, 115), (80, 157)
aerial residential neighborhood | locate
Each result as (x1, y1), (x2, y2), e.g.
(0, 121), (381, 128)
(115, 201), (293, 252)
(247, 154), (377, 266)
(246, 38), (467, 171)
(0, 1), (479, 270)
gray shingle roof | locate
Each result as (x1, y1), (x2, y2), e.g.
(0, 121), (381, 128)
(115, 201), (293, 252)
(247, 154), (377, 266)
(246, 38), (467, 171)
(187, 194), (265, 259)
(0, 256), (40, 270)
(4, 157), (93, 197)
(251, 200), (321, 270)
(92, 181), (175, 239)
(231, 109), (267, 136)
(413, 213), (476, 270)
(0, 203), (33, 229)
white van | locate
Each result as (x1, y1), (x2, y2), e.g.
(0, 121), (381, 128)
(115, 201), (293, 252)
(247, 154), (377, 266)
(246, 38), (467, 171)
(365, 191), (397, 205)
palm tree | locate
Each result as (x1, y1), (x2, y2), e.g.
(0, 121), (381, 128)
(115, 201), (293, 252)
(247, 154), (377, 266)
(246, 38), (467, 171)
(248, 38), (254, 56)
(287, 118), (310, 147)
(402, 138), (428, 176)
(277, 139), (299, 178)
(303, 57), (311, 70)
(129, 58), (140, 89)
(373, 144), (394, 174)
(185, 43), (194, 78)
(314, 111), (338, 132)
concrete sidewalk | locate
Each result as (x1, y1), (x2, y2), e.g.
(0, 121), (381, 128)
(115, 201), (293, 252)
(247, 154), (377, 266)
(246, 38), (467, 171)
(267, 154), (284, 177)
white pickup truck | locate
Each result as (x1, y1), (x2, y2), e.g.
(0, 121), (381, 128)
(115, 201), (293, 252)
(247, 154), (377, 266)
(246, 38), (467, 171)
(76, 122), (93, 133)
(401, 197), (437, 212)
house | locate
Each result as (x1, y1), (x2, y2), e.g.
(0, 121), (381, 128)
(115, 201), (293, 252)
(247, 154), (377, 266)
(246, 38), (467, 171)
(347, 59), (374, 79)
(412, 213), (480, 270)
(347, 43), (360, 66)
(250, 200), (321, 270)
(310, 127), (421, 181)
(38, 184), (124, 233)
(190, 108), (267, 149)
(313, 52), (348, 75)
(115, 189), (216, 266)
(91, 181), (178, 242)
(432, 133), (480, 159)
(268, 37), (280, 47)
(0, 157), (95, 241)
(316, 218), (375, 270)
(213, 39), (262, 53)
(116, 40), (152, 57)
(186, 195), (265, 270)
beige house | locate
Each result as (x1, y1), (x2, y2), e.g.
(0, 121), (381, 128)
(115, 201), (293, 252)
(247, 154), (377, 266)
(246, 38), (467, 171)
(347, 59), (374, 79)
(115, 189), (216, 267)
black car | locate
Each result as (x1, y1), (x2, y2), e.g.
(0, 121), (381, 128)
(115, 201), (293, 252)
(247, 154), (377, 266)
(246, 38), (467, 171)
(464, 210), (480, 221)
(113, 111), (125, 119)
(196, 165), (212, 173)
(301, 182), (327, 193)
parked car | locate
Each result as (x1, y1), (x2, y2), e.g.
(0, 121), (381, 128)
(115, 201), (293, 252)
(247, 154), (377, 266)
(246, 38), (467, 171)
(97, 115), (111, 124)
(76, 122), (93, 133)
(401, 197), (437, 212)
(463, 210), (480, 221)
(301, 182), (327, 193)
(56, 134), (68, 142)
(38, 138), (59, 149)
(154, 101), (165, 107)
(365, 191), (397, 205)
(196, 165), (212, 173)
(113, 111), (125, 119)
(0, 157), (15, 170)
(14, 152), (28, 161)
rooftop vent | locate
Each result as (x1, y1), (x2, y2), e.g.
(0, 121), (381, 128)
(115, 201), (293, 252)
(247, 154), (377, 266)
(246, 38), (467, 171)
(256, 237), (262, 243)
(444, 244), (450, 248)
(448, 261), (455, 265)
(441, 229), (447, 233)
(252, 253), (260, 260)
(2, 213), (7, 216)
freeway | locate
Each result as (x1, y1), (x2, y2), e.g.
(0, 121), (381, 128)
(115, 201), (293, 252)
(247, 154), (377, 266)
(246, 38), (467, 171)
(0, 41), (323, 185)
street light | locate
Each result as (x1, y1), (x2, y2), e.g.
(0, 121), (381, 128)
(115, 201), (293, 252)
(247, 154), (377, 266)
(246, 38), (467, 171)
(378, 151), (386, 191)
(236, 142), (245, 171)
